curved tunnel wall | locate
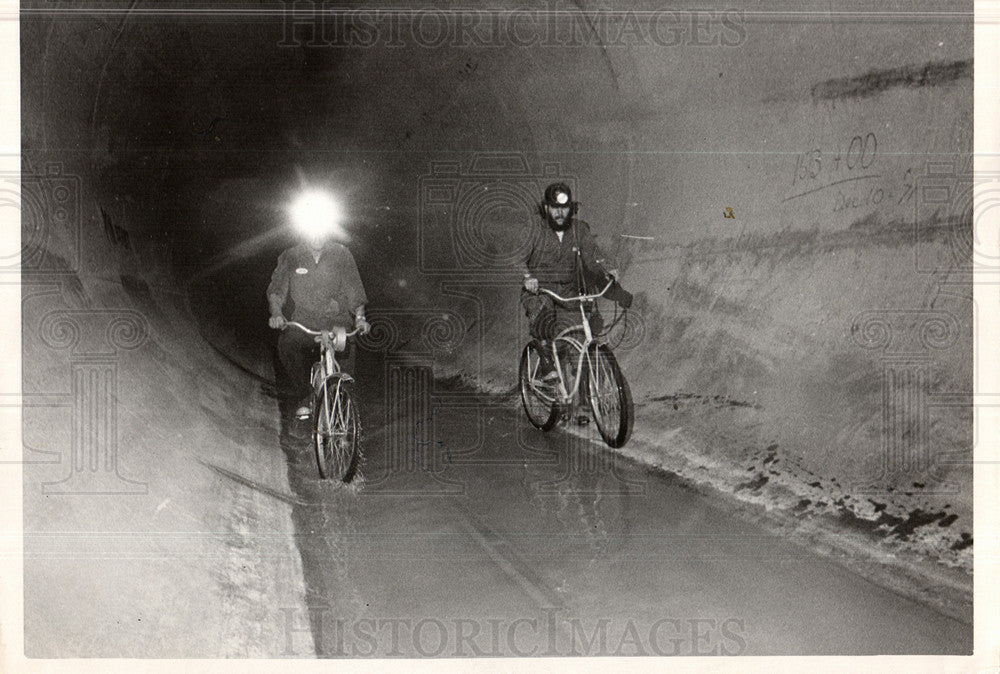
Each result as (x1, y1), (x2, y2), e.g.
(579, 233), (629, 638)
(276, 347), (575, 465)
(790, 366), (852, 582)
(21, 1), (973, 580)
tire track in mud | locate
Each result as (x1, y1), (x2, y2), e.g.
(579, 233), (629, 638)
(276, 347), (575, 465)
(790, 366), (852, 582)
(277, 408), (371, 657)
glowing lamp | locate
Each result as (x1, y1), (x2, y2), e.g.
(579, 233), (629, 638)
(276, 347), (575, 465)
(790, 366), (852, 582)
(289, 189), (344, 238)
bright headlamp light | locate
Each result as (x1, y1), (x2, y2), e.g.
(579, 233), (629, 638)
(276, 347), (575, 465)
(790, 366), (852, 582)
(289, 189), (343, 238)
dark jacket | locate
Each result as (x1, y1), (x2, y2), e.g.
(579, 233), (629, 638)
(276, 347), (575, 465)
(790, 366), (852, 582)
(523, 219), (631, 307)
(267, 242), (367, 329)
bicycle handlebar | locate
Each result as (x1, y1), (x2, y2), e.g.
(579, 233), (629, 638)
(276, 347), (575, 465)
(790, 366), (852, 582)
(284, 321), (362, 338)
(536, 278), (615, 304)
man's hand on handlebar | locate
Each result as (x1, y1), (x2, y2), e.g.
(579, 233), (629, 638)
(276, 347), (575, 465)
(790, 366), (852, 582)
(604, 270), (633, 309)
(269, 314), (286, 329)
(523, 276), (539, 293)
(354, 315), (371, 335)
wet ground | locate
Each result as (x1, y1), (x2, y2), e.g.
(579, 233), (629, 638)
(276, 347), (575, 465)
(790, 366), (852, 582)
(273, 362), (971, 658)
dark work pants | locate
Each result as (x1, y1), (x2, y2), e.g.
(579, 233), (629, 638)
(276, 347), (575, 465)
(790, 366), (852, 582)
(521, 293), (603, 342)
(277, 328), (356, 406)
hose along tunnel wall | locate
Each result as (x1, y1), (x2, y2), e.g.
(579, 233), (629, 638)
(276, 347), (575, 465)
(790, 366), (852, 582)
(19, 0), (973, 654)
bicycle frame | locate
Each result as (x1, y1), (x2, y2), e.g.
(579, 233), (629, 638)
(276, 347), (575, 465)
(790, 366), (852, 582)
(284, 321), (364, 479)
(535, 279), (614, 408)
(284, 322), (359, 392)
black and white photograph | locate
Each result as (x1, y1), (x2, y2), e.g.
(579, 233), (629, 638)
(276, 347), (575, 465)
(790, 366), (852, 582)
(3, 0), (997, 668)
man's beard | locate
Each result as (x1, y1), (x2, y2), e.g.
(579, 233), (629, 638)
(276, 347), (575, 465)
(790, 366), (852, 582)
(546, 213), (573, 231)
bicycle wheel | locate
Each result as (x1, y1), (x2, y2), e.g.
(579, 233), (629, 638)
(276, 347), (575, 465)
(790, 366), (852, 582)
(519, 342), (558, 431)
(314, 376), (362, 481)
(586, 343), (633, 448)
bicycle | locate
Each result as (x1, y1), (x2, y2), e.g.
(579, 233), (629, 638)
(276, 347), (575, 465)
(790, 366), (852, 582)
(284, 321), (363, 481)
(518, 278), (634, 448)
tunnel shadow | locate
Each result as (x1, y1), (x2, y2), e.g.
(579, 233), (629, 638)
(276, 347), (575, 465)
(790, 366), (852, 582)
(274, 388), (357, 657)
(197, 458), (306, 507)
(270, 345), (387, 657)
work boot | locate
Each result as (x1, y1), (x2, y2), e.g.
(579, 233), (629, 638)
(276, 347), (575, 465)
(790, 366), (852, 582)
(294, 398), (310, 420)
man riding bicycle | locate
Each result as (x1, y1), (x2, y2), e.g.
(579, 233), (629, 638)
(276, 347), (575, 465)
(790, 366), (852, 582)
(267, 189), (370, 419)
(521, 182), (632, 378)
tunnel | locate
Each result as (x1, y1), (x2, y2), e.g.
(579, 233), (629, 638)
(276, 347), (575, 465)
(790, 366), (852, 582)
(17, 0), (974, 659)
